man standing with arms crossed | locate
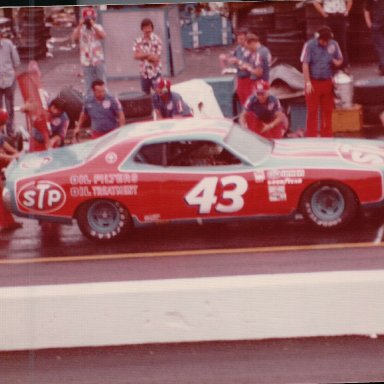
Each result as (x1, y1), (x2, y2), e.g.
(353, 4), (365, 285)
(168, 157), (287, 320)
(133, 18), (163, 95)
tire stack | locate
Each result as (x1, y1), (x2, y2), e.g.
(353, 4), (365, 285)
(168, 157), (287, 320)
(237, 6), (275, 44)
(347, 0), (377, 64)
(354, 78), (384, 126)
(118, 92), (153, 124)
(17, 7), (50, 61)
(57, 86), (84, 130)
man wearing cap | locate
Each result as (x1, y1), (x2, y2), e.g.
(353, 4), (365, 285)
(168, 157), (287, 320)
(239, 80), (288, 139)
(301, 26), (343, 137)
(133, 18), (163, 95)
(72, 6), (107, 97)
(0, 27), (20, 139)
(75, 79), (125, 140)
(152, 78), (193, 120)
(313, 0), (352, 72)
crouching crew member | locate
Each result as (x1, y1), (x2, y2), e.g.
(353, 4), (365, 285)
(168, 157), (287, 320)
(48, 97), (69, 148)
(152, 78), (193, 120)
(0, 108), (22, 231)
(239, 80), (288, 139)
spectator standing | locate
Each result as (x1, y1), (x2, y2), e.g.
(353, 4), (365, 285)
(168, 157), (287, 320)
(0, 26), (20, 138)
(133, 18), (163, 95)
(313, 0), (352, 72)
(75, 79), (125, 140)
(219, 28), (252, 106)
(152, 78), (193, 120)
(301, 26), (343, 137)
(364, 0), (384, 76)
(239, 80), (288, 139)
(0, 108), (22, 232)
(72, 6), (107, 97)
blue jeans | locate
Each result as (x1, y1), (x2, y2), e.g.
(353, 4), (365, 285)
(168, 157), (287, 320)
(0, 82), (15, 137)
(83, 62), (106, 97)
(140, 74), (161, 95)
(371, 24), (384, 72)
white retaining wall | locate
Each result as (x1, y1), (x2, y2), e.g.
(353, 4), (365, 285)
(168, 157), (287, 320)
(1, 270), (384, 351)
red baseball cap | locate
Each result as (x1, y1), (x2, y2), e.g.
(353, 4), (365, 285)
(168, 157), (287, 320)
(254, 80), (270, 94)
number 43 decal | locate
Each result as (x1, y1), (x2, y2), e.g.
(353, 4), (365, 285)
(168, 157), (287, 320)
(185, 176), (248, 214)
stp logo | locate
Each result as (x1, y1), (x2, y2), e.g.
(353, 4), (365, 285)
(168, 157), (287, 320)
(17, 180), (66, 213)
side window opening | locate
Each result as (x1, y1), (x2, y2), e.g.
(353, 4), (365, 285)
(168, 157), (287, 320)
(134, 143), (166, 166)
(167, 140), (242, 167)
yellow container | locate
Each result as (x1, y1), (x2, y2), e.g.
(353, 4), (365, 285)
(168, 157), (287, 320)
(332, 104), (363, 133)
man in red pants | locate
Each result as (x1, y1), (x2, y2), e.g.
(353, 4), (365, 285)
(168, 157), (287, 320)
(301, 26), (343, 137)
(239, 80), (288, 140)
(0, 109), (22, 231)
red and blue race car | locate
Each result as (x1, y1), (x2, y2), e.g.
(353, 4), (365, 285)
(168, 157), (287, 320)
(3, 118), (384, 242)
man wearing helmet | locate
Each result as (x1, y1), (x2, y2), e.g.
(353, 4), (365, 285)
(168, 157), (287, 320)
(152, 78), (193, 120)
(0, 25), (20, 138)
(239, 80), (288, 139)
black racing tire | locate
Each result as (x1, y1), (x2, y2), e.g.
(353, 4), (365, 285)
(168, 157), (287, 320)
(118, 91), (153, 119)
(57, 86), (84, 130)
(300, 181), (359, 229)
(354, 78), (384, 105)
(76, 199), (132, 242)
(267, 30), (304, 40)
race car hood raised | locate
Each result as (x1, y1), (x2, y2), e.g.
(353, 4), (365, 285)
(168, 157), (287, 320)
(271, 138), (384, 169)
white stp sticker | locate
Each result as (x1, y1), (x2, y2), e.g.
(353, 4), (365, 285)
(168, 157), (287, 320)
(17, 180), (66, 213)
(185, 176), (248, 214)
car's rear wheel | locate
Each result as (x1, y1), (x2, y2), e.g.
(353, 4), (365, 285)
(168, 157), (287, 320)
(77, 199), (131, 242)
(300, 182), (358, 229)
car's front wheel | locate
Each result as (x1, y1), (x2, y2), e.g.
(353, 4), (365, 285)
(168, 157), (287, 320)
(300, 182), (359, 229)
(76, 199), (131, 242)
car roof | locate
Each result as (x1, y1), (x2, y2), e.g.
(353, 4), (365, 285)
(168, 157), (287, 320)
(115, 117), (234, 144)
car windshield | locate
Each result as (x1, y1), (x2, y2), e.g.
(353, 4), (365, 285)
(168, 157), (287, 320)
(224, 123), (273, 164)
